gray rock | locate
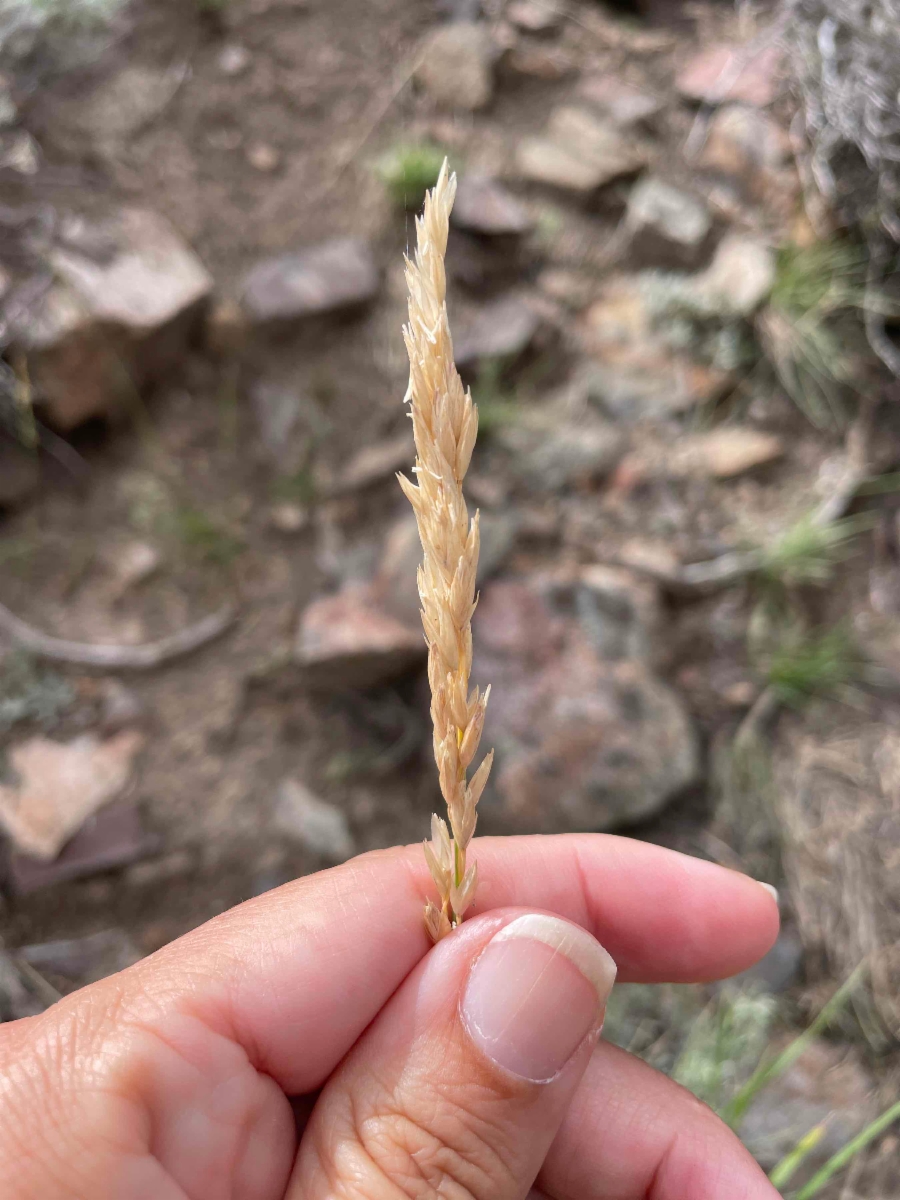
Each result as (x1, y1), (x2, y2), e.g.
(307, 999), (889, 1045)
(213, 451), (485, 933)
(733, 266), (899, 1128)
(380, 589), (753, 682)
(507, 421), (625, 492)
(241, 238), (379, 326)
(8, 798), (157, 896)
(273, 778), (355, 861)
(689, 233), (776, 317)
(455, 293), (545, 370)
(12, 209), (212, 430)
(415, 22), (493, 111)
(451, 175), (533, 236)
(20, 929), (141, 990)
(78, 65), (187, 151)
(578, 74), (664, 128)
(250, 381), (303, 463)
(625, 177), (711, 266)
(0, 434), (38, 508)
(473, 573), (699, 833)
(731, 929), (804, 995)
(516, 106), (644, 193)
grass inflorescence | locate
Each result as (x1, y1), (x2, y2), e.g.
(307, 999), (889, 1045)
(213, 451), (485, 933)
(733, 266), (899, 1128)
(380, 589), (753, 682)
(398, 161), (493, 942)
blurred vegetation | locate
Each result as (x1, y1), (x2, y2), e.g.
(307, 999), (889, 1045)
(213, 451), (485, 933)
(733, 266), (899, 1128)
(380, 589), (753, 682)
(0, 652), (72, 736)
(377, 142), (448, 211)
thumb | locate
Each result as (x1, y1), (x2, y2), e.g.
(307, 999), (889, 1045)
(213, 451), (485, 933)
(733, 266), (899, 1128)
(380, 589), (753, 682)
(288, 909), (617, 1200)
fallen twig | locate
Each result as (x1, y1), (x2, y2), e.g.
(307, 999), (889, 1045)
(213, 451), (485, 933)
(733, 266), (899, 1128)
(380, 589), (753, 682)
(0, 603), (236, 669)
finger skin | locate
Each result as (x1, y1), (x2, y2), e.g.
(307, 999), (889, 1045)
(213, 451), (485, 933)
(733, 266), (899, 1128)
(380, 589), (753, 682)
(120, 835), (780, 1094)
(538, 1042), (780, 1200)
(0, 835), (777, 1198)
(288, 910), (611, 1200)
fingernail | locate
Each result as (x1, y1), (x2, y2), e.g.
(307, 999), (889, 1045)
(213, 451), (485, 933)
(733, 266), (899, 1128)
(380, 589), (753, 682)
(462, 914), (617, 1083)
(757, 881), (779, 904)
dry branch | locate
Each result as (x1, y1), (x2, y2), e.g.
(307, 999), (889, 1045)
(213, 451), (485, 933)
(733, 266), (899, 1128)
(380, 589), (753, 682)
(0, 602), (236, 670)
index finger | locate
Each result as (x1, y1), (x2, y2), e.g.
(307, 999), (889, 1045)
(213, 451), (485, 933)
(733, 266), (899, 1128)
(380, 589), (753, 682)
(115, 834), (777, 1095)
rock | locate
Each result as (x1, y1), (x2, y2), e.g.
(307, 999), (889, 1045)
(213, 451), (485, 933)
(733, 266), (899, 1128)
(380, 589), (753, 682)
(295, 586), (425, 690)
(516, 106), (644, 194)
(0, 77), (17, 128)
(79, 65), (185, 149)
(581, 277), (732, 420)
(218, 43), (251, 75)
(241, 237), (379, 326)
(246, 142), (281, 172)
(0, 951), (44, 1022)
(667, 428), (784, 479)
(699, 106), (790, 182)
(13, 209), (212, 430)
(578, 74), (664, 128)
(250, 381), (304, 464)
(451, 175), (533, 236)
(473, 573), (699, 833)
(454, 293), (546, 371)
(739, 1038), (877, 1177)
(0, 732), (144, 861)
(102, 539), (161, 596)
(268, 502), (309, 534)
(273, 778), (355, 861)
(0, 434), (38, 508)
(676, 43), (783, 107)
(415, 22), (493, 111)
(505, 0), (564, 33)
(505, 43), (576, 80)
(625, 177), (712, 266)
(330, 430), (414, 494)
(20, 929), (141, 990)
(690, 233), (776, 317)
(0, 129), (38, 174)
(126, 849), (194, 888)
(623, 427), (784, 482)
(731, 929), (804, 995)
(98, 679), (145, 734)
(7, 798), (156, 896)
(503, 420), (625, 492)
(375, 511), (517, 627)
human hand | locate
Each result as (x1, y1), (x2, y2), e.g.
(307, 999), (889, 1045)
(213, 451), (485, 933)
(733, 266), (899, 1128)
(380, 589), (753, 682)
(0, 834), (781, 1199)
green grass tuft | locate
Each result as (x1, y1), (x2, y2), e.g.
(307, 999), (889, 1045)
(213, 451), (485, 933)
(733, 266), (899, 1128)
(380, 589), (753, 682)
(377, 143), (448, 211)
(169, 506), (243, 567)
(759, 513), (869, 589)
(764, 624), (860, 707)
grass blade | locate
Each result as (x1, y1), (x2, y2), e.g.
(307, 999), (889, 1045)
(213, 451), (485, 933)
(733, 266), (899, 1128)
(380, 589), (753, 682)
(723, 964), (867, 1129)
(768, 1124), (826, 1189)
(792, 1100), (900, 1199)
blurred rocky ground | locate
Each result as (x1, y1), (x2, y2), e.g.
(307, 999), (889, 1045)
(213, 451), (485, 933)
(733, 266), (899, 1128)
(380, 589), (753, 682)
(0, 0), (899, 1191)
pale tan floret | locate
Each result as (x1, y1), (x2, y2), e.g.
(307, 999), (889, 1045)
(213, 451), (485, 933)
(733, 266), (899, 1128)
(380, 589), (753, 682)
(398, 161), (493, 942)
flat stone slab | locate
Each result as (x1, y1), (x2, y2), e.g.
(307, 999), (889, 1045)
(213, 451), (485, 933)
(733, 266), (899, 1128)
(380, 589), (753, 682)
(241, 237), (379, 325)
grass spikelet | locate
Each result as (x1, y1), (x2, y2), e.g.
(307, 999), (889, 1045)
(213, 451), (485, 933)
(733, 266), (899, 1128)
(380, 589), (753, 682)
(398, 160), (493, 943)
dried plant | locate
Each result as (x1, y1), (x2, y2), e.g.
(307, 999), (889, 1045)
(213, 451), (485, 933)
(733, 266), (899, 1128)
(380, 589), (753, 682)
(398, 161), (493, 943)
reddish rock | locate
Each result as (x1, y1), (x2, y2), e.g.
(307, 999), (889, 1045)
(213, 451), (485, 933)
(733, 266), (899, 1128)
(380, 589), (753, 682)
(295, 586), (425, 690)
(676, 43), (783, 107)
(13, 209), (212, 430)
(473, 572), (698, 833)
(0, 731), (145, 861)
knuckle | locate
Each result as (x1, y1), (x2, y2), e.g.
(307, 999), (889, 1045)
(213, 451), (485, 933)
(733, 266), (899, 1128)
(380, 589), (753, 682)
(343, 1076), (521, 1200)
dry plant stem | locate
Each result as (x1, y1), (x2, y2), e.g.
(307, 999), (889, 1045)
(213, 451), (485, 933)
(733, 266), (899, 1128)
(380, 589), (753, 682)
(0, 601), (236, 670)
(398, 162), (493, 943)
